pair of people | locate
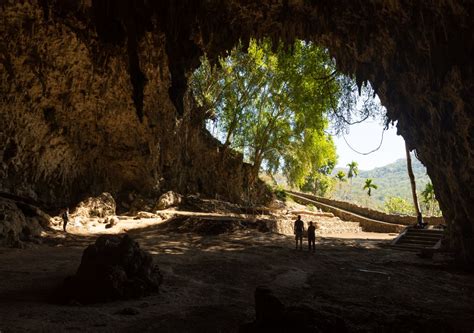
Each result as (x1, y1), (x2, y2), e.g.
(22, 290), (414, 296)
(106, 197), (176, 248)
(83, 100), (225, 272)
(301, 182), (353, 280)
(294, 215), (316, 252)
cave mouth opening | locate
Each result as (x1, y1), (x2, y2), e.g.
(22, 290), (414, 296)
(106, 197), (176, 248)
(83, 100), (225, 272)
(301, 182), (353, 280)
(1, 0), (473, 268)
(189, 39), (401, 196)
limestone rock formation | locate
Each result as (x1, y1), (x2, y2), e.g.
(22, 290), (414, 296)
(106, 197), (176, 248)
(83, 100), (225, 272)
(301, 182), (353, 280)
(71, 192), (116, 218)
(155, 191), (182, 210)
(0, 1), (473, 266)
(61, 235), (162, 303)
(0, 198), (45, 247)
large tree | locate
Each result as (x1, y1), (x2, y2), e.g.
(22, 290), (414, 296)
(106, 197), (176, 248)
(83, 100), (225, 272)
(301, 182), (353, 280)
(191, 39), (339, 186)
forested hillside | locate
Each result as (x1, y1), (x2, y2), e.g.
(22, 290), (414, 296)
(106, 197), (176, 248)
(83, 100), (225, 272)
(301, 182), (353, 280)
(332, 157), (431, 209)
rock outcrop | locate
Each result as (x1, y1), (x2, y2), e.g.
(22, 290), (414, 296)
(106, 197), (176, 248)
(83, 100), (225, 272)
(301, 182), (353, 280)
(0, 1), (473, 266)
(155, 191), (182, 210)
(0, 198), (46, 247)
(71, 192), (116, 219)
(61, 235), (162, 303)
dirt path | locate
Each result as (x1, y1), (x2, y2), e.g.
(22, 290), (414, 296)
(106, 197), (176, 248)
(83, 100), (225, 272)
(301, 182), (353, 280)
(1, 220), (474, 332)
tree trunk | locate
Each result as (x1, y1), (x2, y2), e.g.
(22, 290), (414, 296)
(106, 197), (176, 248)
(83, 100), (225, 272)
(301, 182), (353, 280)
(405, 141), (423, 225)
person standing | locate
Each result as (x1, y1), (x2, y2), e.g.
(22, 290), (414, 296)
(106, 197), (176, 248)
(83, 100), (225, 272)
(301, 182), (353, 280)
(62, 208), (69, 232)
(294, 215), (304, 250)
(307, 221), (316, 253)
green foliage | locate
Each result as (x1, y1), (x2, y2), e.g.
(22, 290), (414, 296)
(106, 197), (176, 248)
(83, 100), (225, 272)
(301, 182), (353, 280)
(273, 185), (287, 201)
(335, 171), (346, 182)
(363, 178), (378, 196)
(421, 182), (442, 216)
(421, 182), (435, 203)
(332, 157), (432, 207)
(347, 161), (359, 180)
(301, 172), (336, 197)
(384, 196), (415, 215)
(191, 39), (338, 186)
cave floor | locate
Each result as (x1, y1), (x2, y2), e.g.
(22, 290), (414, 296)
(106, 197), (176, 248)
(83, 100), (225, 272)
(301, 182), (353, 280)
(0, 222), (474, 332)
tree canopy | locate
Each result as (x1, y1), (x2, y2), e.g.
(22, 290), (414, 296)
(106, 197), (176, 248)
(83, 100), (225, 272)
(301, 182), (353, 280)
(191, 39), (339, 186)
(191, 38), (384, 188)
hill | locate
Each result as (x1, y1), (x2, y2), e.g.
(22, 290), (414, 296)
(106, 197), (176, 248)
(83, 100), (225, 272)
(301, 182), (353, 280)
(332, 156), (431, 209)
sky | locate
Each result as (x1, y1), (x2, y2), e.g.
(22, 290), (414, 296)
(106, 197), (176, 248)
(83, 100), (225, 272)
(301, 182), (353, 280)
(332, 120), (406, 171)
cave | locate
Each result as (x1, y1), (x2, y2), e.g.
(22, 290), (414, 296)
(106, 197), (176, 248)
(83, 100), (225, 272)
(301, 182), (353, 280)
(2, 0), (471, 265)
(0, 1), (473, 328)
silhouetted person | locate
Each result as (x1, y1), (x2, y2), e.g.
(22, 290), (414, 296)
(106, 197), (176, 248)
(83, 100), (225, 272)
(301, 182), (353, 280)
(62, 208), (69, 232)
(307, 221), (316, 253)
(294, 215), (304, 250)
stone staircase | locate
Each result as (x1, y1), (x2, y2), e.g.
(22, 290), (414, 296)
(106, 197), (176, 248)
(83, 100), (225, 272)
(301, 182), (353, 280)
(316, 219), (362, 235)
(275, 213), (362, 236)
(286, 191), (405, 233)
(391, 227), (444, 251)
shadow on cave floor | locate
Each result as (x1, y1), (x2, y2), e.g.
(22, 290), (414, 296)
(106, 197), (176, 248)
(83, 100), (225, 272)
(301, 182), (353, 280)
(1, 221), (474, 332)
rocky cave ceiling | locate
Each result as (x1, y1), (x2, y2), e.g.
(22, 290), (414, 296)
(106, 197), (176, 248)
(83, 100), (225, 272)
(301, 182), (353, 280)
(0, 0), (473, 266)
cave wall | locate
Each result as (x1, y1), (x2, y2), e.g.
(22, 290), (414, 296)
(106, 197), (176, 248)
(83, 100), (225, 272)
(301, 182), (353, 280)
(0, 1), (261, 208)
(1, 1), (473, 266)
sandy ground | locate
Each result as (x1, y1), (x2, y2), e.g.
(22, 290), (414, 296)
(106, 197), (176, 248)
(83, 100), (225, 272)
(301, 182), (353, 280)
(1, 216), (474, 332)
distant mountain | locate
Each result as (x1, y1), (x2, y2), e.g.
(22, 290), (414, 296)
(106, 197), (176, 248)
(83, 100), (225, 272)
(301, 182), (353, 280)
(332, 156), (431, 209)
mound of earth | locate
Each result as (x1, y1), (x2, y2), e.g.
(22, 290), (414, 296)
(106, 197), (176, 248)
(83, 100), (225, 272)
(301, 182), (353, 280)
(60, 234), (162, 303)
(181, 195), (245, 214)
(156, 216), (270, 235)
(181, 195), (271, 215)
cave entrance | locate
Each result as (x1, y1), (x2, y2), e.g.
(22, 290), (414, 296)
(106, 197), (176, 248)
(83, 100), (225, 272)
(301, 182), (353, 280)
(190, 38), (440, 219)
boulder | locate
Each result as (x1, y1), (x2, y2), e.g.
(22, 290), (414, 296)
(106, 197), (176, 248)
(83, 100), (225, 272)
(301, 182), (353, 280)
(0, 198), (43, 247)
(135, 211), (158, 219)
(61, 235), (162, 303)
(72, 192), (116, 218)
(155, 191), (182, 210)
(104, 216), (119, 229)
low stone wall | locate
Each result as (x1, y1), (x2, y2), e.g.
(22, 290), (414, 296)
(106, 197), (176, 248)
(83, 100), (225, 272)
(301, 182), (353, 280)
(290, 195), (404, 233)
(289, 191), (445, 226)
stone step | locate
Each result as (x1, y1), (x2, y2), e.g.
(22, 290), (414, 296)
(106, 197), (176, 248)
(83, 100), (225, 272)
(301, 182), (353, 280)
(397, 238), (439, 246)
(403, 233), (441, 240)
(391, 227), (444, 251)
(406, 229), (444, 236)
(389, 244), (424, 252)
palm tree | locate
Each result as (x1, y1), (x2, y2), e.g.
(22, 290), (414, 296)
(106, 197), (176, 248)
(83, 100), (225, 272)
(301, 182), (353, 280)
(346, 161), (359, 200)
(347, 161), (359, 183)
(405, 141), (423, 225)
(335, 171), (346, 182)
(335, 171), (346, 197)
(363, 178), (378, 196)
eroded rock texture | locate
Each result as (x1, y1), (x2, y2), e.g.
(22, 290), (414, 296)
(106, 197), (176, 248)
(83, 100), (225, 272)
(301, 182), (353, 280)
(0, 1), (262, 209)
(0, 198), (46, 247)
(0, 1), (473, 266)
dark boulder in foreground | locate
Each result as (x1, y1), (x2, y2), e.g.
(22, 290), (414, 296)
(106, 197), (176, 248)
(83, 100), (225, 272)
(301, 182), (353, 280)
(61, 235), (162, 303)
(240, 287), (347, 332)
